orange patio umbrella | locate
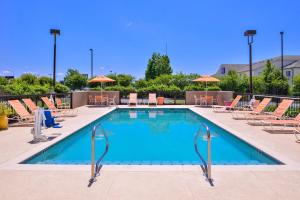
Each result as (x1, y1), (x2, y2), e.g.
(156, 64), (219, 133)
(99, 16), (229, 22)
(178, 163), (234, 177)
(88, 75), (115, 96)
(193, 75), (220, 106)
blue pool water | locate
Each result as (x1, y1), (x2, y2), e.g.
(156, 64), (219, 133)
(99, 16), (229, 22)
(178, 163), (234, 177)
(24, 108), (282, 165)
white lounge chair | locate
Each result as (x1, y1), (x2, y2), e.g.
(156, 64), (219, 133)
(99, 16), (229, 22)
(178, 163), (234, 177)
(148, 93), (157, 106)
(128, 93), (137, 106)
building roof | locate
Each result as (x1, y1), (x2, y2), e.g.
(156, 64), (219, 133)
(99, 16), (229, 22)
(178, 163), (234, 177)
(222, 55), (300, 73)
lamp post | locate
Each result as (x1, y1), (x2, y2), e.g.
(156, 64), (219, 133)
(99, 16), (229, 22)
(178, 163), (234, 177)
(244, 30), (256, 95)
(50, 29), (60, 87)
(280, 31), (284, 79)
(89, 49), (94, 78)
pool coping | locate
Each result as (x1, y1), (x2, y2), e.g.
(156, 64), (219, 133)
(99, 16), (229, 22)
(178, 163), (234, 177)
(1, 105), (300, 172)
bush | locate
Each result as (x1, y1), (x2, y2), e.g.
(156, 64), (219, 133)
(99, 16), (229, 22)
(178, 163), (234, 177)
(0, 103), (12, 116)
(54, 83), (70, 93)
(219, 70), (248, 92)
(207, 85), (221, 91)
(105, 85), (136, 97)
(184, 84), (204, 91)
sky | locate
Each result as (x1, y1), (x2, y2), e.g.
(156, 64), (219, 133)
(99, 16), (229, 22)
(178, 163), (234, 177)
(1, 0), (300, 80)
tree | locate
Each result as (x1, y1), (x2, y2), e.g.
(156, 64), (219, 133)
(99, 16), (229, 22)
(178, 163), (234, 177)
(219, 70), (248, 92)
(20, 73), (38, 84)
(145, 53), (173, 80)
(107, 73), (134, 87)
(293, 73), (300, 96)
(261, 60), (289, 95)
(63, 69), (87, 90)
(54, 83), (70, 93)
(38, 76), (53, 86)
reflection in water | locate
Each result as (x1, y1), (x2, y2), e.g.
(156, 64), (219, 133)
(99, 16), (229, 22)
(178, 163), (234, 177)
(148, 110), (157, 118)
(129, 110), (137, 119)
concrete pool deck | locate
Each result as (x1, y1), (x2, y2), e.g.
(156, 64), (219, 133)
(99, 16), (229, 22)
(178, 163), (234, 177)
(0, 105), (300, 199)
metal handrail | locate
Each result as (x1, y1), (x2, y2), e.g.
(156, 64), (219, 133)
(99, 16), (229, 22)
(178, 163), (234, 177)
(89, 123), (109, 186)
(194, 123), (213, 186)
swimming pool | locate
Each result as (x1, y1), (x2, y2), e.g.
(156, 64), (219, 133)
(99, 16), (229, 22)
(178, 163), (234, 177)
(24, 108), (282, 165)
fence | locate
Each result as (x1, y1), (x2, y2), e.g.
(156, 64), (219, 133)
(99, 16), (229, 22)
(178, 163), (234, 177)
(234, 93), (300, 117)
(0, 93), (73, 114)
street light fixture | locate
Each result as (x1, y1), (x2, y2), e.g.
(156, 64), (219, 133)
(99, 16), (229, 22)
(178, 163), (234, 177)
(244, 30), (256, 95)
(89, 49), (94, 78)
(280, 31), (284, 79)
(50, 29), (60, 87)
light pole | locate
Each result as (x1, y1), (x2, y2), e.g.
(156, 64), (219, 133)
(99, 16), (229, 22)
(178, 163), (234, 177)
(280, 31), (284, 79)
(50, 29), (60, 87)
(244, 30), (256, 95)
(89, 49), (94, 78)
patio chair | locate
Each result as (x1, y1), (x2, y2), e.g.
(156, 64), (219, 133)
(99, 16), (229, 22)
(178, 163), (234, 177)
(95, 95), (108, 105)
(56, 98), (71, 109)
(247, 99), (294, 125)
(231, 98), (271, 120)
(88, 95), (96, 105)
(194, 95), (201, 105)
(41, 97), (77, 117)
(128, 93), (137, 106)
(108, 95), (117, 106)
(148, 93), (157, 106)
(8, 100), (34, 126)
(212, 95), (242, 113)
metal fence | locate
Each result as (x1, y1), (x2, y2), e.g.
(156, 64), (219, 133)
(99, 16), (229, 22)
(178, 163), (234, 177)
(234, 93), (300, 117)
(0, 93), (73, 114)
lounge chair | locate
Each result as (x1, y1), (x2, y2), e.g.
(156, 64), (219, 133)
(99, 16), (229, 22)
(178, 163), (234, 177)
(212, 95), (242, 113)
(293, 126), (300, 142)
(247, 99), (294, 125)
(22, 98), (38, 113)
(8, 100), (34, 126)
(41, 97), (77, 117)
(148, 93), (157, 106)
(231, 98), (271, 120)
(261, 113), (300, 131)
(108, 95), (117, 106)
(128, 93), (137, 106)
(23, 98), (64, 121)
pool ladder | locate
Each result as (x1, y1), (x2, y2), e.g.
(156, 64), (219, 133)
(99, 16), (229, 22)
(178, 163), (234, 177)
(194, 123), (213, 186)
(88, 123), (109, 186)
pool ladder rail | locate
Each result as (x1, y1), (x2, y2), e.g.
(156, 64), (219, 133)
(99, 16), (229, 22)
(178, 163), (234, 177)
(88, 123), (109, 186)
(194, 123), (214, 186)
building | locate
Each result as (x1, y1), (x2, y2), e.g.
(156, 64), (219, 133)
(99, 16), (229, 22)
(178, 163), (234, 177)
(215, 55), (300, 85)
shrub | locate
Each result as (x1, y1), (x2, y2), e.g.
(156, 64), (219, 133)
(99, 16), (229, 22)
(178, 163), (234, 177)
(0, 103), (12, 116)
(54, 83), (70, 93)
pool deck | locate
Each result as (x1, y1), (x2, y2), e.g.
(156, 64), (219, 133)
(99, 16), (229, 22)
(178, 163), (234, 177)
(0, 105), (300, 200)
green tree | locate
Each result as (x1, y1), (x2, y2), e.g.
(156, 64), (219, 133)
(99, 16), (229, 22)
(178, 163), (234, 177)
(145, 53), (172, 80)
(20, 73), (38, 84)
(293, 73), (300, 96)
(0, 77), (8, 86)
(38, 76), (53, 86)
(106, 74), (134, 87)
(219, 70), (248, 92)
(261, 60), (289, 95)
(54, 83), (70, 93)
(63, 69), (87, 90)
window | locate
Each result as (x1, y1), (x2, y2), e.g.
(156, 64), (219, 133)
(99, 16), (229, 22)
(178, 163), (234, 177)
(286, 71), (291, 77)
(221, 67), (226, 74)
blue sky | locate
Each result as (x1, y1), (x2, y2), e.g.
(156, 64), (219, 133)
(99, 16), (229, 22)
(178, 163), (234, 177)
(1, 0), (300, 80)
